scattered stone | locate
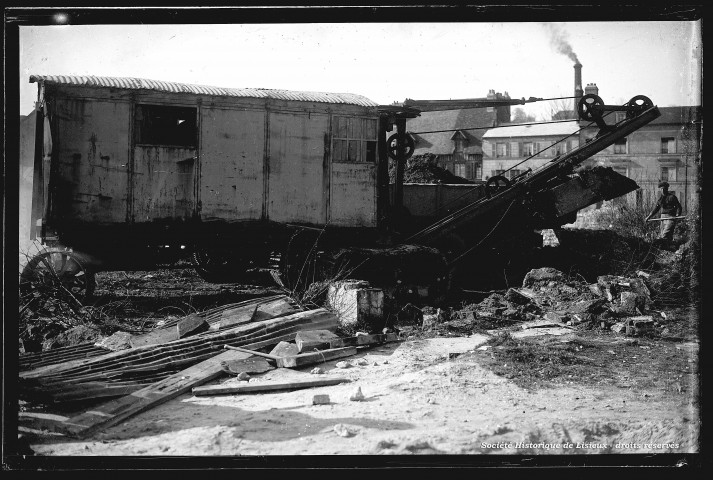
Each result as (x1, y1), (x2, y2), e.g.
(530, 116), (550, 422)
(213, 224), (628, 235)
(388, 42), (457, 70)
(269, 341), (299, 358)
(561, 285), (579, 295)
(356, 358), (369, 366)
(349, 386), (365, 401)
(382, 360), (389, 365)
(523, 267), (565, 288)
(237, 372), (250, 381)
(376, 440), (397, 450)
(312, 394), (330, 405)
(625, 316), (655, 336)
(421, 313), (439, 330)
(505, 288), (531, 305)
(612, 322), (626, 334)
(618, 291), (642, 315)
(333, 424), (356, 437)
(567, 298), (607, 315)
(43, 324), (102, 350)
(176, 314), (209, 339)
(94, 331), (132, 351)
(589, 283), (604, 297)
(543, 312), (567, 324)
(335, 361), (351, 369)
(311, 367), (324, 374)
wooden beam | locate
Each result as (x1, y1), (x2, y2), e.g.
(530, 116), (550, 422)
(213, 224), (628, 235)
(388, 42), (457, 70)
(192, 377), (351, 396)
(54, 312), (339, 438)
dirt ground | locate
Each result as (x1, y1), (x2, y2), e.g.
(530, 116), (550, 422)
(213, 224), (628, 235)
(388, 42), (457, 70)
(17, 262), (700, 460)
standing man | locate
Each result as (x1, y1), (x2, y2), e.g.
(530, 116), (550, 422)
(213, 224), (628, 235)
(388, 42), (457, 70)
(646, 181), (683, 243)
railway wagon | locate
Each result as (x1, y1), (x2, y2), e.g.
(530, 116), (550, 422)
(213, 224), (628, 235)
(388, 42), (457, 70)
(21, 75), (449, 299)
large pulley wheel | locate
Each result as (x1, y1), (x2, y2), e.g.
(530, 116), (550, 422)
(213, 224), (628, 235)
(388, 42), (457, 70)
(20, 248), (96, 304)
(485, 175), (511, 198)
(577, 93), (604, 121)
(625, 95), (653, 119)
(192, 248), (236, 282)
(386, 133), (415, 160)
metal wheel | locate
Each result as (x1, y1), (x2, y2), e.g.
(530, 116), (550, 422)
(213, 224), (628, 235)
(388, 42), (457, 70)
(386, 133), (415, 160)
(485, 175), (511, 198)
(20, 248), (96, 304)
(625, 95), (653, 119)
(577, 93), (604, 121)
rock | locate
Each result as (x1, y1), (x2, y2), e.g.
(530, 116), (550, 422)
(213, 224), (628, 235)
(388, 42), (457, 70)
(349, 386), (365, 401)
(567, 298), (607, 315)
(237, 372), (250, 381)
(269, 341), (299, 358)
(543, 312), (567, 323)
(626, 316), (655, 336)
(421, 313), (439, 330)
(176, 314), (209, 339)
(618, 291), (641, 315)
(335, 361), (351, 369)
(611, 322), (626, 333)
(44, 324), (103, 350)
(312, 394), (330, 405)
(295, 330), (340, 353)
(589, 283), (604, 297)
(355, 358), (369, 366)
(94, 331), (132, 351)
(505, 288), (531, 305)
(311, 367), (324, 374)
(522, 268), (565, 288)
(333, 423), (356, 437)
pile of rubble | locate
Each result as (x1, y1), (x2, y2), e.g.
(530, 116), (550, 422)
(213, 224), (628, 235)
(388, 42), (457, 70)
(389, 154), (474, 184)
(403, 267), (671, 339)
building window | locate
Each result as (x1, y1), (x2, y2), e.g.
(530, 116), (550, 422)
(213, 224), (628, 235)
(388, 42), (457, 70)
(569, 139), (579, 151)
(333, 116), (377, 163)
(455, 164), (466, 178)
(661, 137), (676, 154)
(553, 142), (566, 156)
(135, 104), (197, 147)
(660, 166), (677, 182)
(508, 169), (522, 180)
(522, 142), (534, 156)
(615, 112), (627, 123)
(495, 143), (508, 158)
(613, 138), (627, 154)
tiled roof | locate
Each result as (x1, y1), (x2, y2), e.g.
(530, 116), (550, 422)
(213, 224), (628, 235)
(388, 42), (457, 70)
(482, 121), (580, 139)
(29, 75), (379, 107)
(406, 108), (497, 155)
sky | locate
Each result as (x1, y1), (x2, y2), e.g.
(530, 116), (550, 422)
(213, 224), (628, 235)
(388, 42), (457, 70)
(19, 20), (701, 120)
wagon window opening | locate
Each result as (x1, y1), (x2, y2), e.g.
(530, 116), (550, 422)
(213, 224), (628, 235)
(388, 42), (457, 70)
(135, 104), (197, 147)
(333, 116), (377, 163)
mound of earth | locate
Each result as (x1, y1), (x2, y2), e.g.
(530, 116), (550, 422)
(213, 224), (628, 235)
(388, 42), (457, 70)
(389, 154), (474, 184)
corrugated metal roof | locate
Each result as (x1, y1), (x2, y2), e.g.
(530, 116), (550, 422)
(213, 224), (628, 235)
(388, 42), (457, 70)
(29, 75), (379, 107)
(482, 121), (580, 139)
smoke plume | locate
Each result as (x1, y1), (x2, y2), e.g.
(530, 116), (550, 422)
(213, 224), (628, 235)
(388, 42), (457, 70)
(545, 24), (579, 63)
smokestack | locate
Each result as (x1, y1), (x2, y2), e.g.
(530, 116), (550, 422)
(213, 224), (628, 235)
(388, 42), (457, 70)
(574, 62), (583, 112)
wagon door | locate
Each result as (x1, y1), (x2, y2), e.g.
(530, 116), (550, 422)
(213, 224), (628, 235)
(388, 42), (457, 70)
(267, 112), (329, 224)
(329, 115), (378, 227)
(132, 104), (197, 222)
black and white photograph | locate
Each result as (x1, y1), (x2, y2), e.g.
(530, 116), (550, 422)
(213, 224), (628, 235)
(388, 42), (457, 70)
(4, 5), (704, 469)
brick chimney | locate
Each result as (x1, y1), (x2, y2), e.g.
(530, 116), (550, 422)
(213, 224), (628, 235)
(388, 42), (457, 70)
(574, 62), (583, 112)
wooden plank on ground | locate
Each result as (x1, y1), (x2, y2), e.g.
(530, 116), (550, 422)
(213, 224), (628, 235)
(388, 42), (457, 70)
(192, 377), (351, 396)
(328, 332), (400, 348)
(55, 313), (339, 439)
(217, 296), (301, 330)
(276, 346), (357, 368)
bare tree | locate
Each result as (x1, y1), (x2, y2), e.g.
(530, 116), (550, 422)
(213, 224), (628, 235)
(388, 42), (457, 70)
(511, 108), (537, 123)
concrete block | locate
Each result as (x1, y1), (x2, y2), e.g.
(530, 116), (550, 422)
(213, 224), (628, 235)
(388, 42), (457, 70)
(327, 281), (384, 330)
(269, 341), (299, 358)
(619, 291), (640, 315)
(295, 330), (340, 353)
(312, 394), (330, 405)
